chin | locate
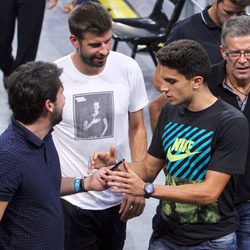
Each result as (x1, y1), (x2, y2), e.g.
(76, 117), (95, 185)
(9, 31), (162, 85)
(169, 101), (178, 106)
(236, 74), (249, 80)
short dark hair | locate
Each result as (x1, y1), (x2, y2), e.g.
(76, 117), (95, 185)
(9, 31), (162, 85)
(8, 61), (62, 124)
(217, 0), (250, 6)
(156, 39), (211, 82)
(68, 2), (112, 40)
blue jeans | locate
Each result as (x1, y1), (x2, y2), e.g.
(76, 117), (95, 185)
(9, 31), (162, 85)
(148, 232), (237, 250)
(236, 201), (250, 250)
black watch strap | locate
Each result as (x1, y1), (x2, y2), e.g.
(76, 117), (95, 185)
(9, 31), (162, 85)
(144, 192), (151, 199)
(80, 177), (87, 192)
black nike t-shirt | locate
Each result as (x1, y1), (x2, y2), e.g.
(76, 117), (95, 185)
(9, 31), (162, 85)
(148, 99), (248, 245)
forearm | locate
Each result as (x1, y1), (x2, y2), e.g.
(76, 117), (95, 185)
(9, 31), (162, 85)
(110, 179), (222, 205)
(128, 161), (147, 182)
(101, 124), (108, 136)
(128, 154), (163, 183)
(60, 168), (108, 195)
(102, 119), (108, 135)
(60, 177), (88, 196)
(129, 125), (147, 161)
(60, 177), (77, 196)
(151, 170), (230, 205)
(83, 121), (93, 131)
(152, 182), (217, 205)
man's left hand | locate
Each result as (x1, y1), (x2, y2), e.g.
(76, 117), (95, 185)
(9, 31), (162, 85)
(88, 145), (117, 173)
(85, 168), (109, 191)
(119, 194), (145, 222)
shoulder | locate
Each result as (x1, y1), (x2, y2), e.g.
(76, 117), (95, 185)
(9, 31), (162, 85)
(217, 99), (247, 122)
(166, 12), (203, 44)
(107, 51), (142, 73)
(184, 11), (203, 23)
(211, 60), (226, 75)
(173, 12), (202, 30)
(208, 61), (226, 86)
(54, 54), (72, 67)
(0, 131), (19, 174)
(109, 51), (139, 66)
(210, 61), (226, 79)
(0, 127), (18, 153)
(211, 61), (226, 72)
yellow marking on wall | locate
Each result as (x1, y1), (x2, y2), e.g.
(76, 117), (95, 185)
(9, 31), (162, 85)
(98, 0), (138, 18)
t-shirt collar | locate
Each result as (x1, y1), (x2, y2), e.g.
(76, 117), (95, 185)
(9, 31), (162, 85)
(11, 116), (52, 147)
(201, 6), (221, 29)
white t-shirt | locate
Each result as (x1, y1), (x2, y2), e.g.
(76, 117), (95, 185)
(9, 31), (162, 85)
(53, 51), (148, 210)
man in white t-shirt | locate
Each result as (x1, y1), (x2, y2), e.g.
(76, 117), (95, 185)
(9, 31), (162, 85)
(53, 2), (148, 250)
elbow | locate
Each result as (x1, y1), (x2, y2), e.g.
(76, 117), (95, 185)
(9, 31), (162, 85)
(198, 192), (219, 205)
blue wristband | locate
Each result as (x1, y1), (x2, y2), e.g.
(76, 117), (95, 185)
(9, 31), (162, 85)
(74, 177), (82, 193)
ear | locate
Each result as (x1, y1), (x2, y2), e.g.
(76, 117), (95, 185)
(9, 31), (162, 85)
(220, 45), (227, 60)
(192, 76), (203, 90)
(44, 100), (54, 113)
(70, 35), (79, 49)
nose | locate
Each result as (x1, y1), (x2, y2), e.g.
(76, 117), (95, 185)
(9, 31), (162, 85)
(160, 84), (170, 94)
(99, 43), (110, 55)
(238, 53), (248, 63)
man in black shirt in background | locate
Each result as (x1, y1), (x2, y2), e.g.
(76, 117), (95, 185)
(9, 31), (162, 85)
(208, 15), (250, 250)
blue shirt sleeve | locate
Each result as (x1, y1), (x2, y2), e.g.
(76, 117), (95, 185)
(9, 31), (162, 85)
(0, 151), (20, 201)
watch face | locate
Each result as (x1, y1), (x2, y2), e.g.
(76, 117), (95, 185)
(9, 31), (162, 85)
(145, 183), (154, 193)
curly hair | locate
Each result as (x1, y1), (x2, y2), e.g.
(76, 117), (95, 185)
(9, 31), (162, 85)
(8, 61), (62, 124)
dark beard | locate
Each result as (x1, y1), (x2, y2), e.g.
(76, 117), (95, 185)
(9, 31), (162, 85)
(79, 51), (108, 68)
(50, 109), (63, 127)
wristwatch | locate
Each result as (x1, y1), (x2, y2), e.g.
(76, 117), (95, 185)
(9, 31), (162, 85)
(144, 183), (155, 199)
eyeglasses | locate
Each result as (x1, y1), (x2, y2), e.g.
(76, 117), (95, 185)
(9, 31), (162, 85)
(225, 50), (250, 61)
